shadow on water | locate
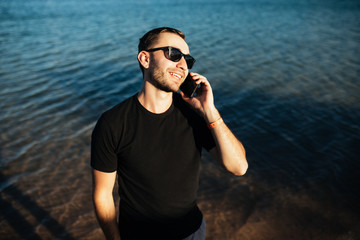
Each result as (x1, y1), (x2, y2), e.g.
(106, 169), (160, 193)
(198, 89), (360, 239)
(239, 92), (360, 203)
(0, 172), (75, 240)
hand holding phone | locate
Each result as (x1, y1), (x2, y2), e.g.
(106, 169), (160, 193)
(180, 73), (199, 98)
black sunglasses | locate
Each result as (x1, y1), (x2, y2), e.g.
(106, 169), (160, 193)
(146, 46), (196, 69)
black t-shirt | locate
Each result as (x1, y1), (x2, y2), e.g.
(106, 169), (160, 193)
(91, 93), (216, 239)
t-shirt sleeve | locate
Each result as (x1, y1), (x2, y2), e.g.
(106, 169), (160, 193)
(91, 114), (118, 172)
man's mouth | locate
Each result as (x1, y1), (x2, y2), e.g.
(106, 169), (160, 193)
(170, 72), (183, 80)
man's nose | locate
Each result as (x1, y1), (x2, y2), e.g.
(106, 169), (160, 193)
(176, 57), (188, 70)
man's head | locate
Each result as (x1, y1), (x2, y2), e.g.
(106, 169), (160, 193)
(137, 27), (195, 93)
(138, 27), (186, 55)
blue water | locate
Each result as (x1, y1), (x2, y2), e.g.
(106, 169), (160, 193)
(1, 0), (360, 239)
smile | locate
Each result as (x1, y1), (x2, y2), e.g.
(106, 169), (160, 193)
(170, 72), (182, 80)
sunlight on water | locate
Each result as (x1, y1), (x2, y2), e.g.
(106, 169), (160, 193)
(1, 0), (359, 239)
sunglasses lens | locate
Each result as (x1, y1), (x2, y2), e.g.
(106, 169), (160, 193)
(168, 48), (182, 62)
(185, 56), (195, 69)
(166, 47), (195, 69)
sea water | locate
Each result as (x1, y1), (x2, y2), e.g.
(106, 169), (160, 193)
(1, 0), (359, 239)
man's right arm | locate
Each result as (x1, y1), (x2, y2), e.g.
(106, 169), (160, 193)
(92, 169), (121, 240)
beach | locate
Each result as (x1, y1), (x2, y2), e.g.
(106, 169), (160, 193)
(1, 0), (359, 239)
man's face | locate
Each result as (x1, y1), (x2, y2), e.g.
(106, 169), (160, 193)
(147, 33), (190, 93)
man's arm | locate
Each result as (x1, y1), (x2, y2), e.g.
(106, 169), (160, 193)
(206, 108), (248, 176)
(92, 169), (121, 240)
(180, 72), (248, 176)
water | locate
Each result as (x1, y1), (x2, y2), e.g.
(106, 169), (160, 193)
(1, 0), (359, 239)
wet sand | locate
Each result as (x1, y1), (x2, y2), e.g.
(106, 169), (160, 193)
(198, 155), (360, 240)
(2, 155), (359, 240)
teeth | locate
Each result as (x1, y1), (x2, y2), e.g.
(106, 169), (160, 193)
(170, 72), (181, 79)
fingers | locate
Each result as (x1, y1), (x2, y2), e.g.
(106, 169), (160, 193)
(182, 72), (215, 114)
(179, 90), (190, 100)
(189, 72), (210, 86)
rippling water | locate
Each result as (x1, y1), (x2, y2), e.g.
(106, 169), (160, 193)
(1, 0), (360, 239)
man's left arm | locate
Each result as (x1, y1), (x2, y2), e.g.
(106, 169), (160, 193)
(180, 72), (248, 176)
(205, 107), (248, 176)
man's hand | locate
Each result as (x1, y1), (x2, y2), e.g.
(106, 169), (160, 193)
(180, 72), (220, 123)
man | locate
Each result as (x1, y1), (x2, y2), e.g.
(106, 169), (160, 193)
(91, 27), (248, 240)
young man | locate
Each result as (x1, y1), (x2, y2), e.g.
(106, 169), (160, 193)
(91, 27), (248, 240)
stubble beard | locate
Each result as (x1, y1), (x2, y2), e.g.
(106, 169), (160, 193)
(148, 64), (181, 93)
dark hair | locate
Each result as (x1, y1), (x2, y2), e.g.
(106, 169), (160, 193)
(138, 27), (185, 52)
(138, 27), (186, 73)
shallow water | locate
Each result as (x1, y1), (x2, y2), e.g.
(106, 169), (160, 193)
(1, 0), (360, 239)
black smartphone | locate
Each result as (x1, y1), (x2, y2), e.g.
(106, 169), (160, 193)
(180, 73), (199, 98)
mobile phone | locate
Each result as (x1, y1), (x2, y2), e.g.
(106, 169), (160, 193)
(180, 73), (199, 98)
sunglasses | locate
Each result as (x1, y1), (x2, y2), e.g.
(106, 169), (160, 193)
(146, 46), (196, 69)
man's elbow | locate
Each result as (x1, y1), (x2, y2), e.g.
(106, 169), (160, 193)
(230, 164), (248, 176)
(92, 187), (114, 207)
(229, 157), (248, 176)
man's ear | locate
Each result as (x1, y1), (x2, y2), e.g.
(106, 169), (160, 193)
(138, 51), (150, 70)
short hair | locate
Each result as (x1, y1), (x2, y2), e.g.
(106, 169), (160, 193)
(138, 27), (186, 53)
(138, 27), (186, 74)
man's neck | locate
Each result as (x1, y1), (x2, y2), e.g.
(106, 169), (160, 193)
(137, 81), (173, 114)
